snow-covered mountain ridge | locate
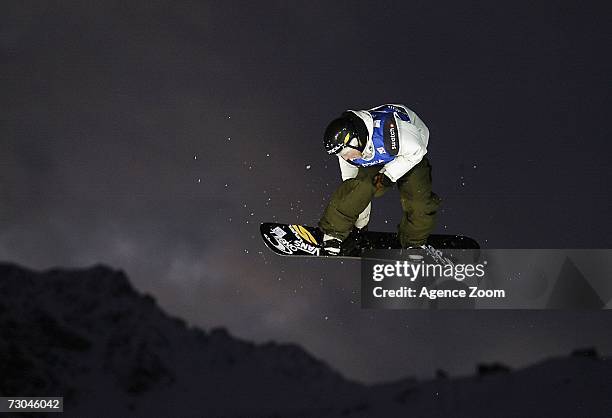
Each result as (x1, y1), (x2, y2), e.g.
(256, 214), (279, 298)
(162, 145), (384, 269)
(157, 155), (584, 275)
(1, 262), (610, 417)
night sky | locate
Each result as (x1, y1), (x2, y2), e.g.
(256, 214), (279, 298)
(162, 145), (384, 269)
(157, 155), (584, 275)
(2, 1), (612, 383)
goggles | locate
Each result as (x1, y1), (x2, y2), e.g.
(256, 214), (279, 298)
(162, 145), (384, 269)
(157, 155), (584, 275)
(328, 130), (363, 155)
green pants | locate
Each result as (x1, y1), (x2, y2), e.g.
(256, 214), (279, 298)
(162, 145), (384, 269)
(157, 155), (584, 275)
(318, 157), (441, 247)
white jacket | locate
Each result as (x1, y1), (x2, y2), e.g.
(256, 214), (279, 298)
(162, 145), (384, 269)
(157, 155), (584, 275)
(338, 104), (430, 182)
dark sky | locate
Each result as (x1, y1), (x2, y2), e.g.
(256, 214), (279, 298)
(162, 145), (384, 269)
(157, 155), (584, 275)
(2, 1), (612, 383)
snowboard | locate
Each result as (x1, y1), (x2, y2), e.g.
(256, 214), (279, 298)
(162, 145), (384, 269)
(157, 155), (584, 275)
(260, 222), (479, 261)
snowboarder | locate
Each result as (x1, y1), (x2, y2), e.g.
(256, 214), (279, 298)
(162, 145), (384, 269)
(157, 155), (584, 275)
(319, 104), (441, 255)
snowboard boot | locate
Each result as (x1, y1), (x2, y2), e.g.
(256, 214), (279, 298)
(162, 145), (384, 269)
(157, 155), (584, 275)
(341, 226), (369, 256)
(322, 234), (342, 256)
(405, 244), (454, 266)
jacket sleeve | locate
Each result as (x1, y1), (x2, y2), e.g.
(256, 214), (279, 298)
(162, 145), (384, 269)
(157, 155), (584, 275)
(382, 147), (426, 182)
(338, 156), (359, 180)
(381, 122), (427, 182)
(389, 104), (430, 146)
(338, 156), (372, 229)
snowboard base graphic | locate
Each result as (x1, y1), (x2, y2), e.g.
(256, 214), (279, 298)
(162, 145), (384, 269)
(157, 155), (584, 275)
(260, 222), (479, 261)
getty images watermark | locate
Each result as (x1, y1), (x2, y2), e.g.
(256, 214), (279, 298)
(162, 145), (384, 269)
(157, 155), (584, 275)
(361, 249), (612, 309)
(369, 259), (504, 301)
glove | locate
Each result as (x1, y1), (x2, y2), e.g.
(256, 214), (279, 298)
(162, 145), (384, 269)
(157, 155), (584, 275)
(373, 172), (393, 191)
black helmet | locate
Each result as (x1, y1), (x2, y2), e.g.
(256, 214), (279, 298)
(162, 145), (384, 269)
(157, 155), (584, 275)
(323, 114), (367, 155)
